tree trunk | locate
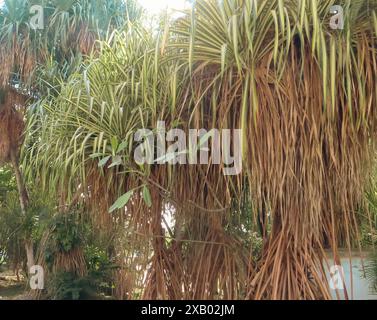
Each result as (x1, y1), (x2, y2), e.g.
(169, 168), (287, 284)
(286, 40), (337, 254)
(9, 149), (34, 272)
(25, 240), (35, 271)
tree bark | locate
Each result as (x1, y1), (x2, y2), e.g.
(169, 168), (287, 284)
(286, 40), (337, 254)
(25, 240), (35, 271)
(9, 149), (34, 272)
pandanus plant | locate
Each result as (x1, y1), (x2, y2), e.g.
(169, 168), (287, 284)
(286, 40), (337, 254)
(0, 89), (32, 268)
(24, 0), (377, 299)
(0, 0), (140, 273)
(169, 0), (377, 300)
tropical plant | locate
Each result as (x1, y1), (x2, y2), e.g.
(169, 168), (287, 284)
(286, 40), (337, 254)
(37, 212), (116, 300)
(0, 165), (16, 203)
(0, 0), (143, 275)
(15, 0), (377, 300)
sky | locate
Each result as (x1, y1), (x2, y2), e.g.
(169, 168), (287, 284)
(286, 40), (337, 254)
(138, 0), (189, 15)
(0, 0), (189, 13)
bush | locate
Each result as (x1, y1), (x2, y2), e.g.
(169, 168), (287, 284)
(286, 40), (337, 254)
(46, 245), (116, 300)
(43, 213), (116, 299)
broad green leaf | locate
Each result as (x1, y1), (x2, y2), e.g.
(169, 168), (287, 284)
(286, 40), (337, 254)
(108, 155), (122, 168)
(110, 136), (119, 154)
(199, 130), (214, 148)
(155, 152), (177, 164)
(98, 155), (111, 167)
(117, 140), (128, 153)
(89, 153), (103, 159)
(109, 190), (134, 213)
(143, 186), (152, 208)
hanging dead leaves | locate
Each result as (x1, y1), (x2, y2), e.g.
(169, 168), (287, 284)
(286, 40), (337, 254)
(0, 91), (26, 164)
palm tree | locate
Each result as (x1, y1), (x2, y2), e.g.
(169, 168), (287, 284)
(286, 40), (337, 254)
(0, 0), (142, 274)
(21, 0), (377, 300)
(168, 0), (377, 299)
